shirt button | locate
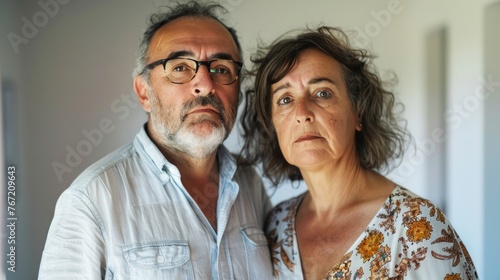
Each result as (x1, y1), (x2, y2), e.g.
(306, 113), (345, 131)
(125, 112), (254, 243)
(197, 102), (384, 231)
(157, 255), (165, 263)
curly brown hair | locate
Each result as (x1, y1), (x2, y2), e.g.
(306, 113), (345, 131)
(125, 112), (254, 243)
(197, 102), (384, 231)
(238, 26), (412, 185)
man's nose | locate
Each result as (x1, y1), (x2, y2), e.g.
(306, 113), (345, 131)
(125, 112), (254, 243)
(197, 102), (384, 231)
(192, 64), (215, 96)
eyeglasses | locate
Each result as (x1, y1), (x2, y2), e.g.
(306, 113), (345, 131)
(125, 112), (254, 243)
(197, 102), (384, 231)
(141, 57), (243, 85)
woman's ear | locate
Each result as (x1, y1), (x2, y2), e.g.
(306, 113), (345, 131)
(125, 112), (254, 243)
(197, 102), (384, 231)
(356, 121), (363, 131)
(356, 113), (363, 131)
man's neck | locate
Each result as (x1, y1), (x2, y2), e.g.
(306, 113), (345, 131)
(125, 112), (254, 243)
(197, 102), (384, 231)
(147, 125), (221, 229)
(170, 152), (220, 230)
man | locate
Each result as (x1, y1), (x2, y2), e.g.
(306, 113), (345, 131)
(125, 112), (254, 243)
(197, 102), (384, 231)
(39, 2), (272, 279)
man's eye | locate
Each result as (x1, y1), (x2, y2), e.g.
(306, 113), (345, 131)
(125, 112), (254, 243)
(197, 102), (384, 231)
(173, 65), (187, 72)
(170, 62), (194, 72)
(211, 68), (230, 75)
(277, 96), (292, 105)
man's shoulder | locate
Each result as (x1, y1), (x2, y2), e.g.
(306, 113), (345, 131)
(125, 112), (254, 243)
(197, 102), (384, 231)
(67, 143), (136, 193)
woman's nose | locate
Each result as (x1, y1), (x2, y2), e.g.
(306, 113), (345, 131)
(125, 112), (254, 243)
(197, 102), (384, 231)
(295, 98), (314, 124)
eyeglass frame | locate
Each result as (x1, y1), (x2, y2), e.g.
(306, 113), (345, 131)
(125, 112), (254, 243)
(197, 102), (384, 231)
(139, 57), (243, 85)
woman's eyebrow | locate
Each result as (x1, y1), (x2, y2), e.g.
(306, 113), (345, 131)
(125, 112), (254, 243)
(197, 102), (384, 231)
(308, 77), (336, 86)
(272, 82), (291, 95)
(272, 77), (337, 95)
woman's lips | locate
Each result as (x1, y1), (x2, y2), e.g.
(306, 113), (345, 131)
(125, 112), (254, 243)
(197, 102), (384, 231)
(295, 134), (322, 143)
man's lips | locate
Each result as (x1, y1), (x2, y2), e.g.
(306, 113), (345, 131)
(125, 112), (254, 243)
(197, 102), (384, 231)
(188, 106), (220, 116)
(295, 134), (322, 143)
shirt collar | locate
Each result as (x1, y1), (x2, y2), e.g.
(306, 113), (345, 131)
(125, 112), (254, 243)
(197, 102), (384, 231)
(217, 143), (237, 180)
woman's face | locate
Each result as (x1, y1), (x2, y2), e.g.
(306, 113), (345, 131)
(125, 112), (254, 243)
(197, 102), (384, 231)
(270, 48), (361, 170)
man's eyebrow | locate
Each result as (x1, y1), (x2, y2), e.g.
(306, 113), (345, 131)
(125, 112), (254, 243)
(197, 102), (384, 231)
(211, 53), (237, 61)
(166, 50), (194, 59)
(166, 51), (237, 61)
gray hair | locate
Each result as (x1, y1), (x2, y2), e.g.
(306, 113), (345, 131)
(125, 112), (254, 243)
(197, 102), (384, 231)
(132, 1), (242, 81)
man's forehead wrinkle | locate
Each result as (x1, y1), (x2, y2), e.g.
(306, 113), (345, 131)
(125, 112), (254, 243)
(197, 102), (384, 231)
(148, 34), (166, 61)
(146, 18), (239, 62)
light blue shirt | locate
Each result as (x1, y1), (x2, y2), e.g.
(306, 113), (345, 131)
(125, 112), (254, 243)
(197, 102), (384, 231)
(39, 126), (273, 279)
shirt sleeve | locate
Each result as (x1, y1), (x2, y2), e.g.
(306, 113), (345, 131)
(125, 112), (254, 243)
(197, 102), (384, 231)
(392, 194), (479, 279)
(416, 218), (478, 278)
(38, 190), (107, 280)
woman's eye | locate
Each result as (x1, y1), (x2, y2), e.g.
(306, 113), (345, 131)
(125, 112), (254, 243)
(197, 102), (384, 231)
(315, 90), (332, 99)
(277, 96), (292, 105)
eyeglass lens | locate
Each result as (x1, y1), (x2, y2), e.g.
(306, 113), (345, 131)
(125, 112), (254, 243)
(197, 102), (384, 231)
(164, 58), (239, 85)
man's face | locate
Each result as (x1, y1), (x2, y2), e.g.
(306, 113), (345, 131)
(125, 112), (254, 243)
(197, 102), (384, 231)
(136, 17), (241, 158)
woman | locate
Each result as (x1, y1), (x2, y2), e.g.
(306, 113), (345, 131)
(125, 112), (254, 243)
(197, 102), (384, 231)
(239, 26), (478, 279)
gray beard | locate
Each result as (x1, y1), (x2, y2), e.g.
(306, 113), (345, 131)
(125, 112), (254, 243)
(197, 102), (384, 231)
(150, 115), (225, 159)
(149, 94), (231, 159)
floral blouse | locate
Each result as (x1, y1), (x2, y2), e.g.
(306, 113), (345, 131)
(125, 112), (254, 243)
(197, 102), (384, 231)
(265, 186), (478, 279)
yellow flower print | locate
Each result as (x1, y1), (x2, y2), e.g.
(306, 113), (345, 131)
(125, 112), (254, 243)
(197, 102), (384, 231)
(444, 273), (462, 280)
(356, 230), (384, 262)
(406, 217), (432, 243)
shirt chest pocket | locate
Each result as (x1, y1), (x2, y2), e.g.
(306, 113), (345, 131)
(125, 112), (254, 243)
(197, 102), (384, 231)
(123, 241), (194, 279)
(240, 225), (273, 279)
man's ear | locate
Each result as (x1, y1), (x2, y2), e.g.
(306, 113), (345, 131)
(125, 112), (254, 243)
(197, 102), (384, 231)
(134, 75), (151, 112)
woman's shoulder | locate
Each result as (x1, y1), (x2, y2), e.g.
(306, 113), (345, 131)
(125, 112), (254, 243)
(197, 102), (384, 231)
(370, 186), (479, 278)
(264, 192), (306, 232)
(389, 186), (447, 221)
(269, 192), (306, 217)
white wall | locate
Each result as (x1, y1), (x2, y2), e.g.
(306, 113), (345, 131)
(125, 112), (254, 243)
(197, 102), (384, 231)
(484, 2), (500, 279)
(1, 0), (496, 279)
